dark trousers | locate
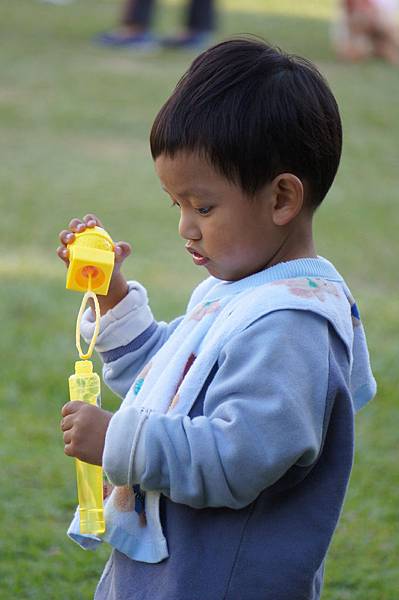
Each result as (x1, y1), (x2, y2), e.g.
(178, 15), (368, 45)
(122, 0), (215, 32)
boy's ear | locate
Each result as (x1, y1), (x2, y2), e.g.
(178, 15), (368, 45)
(270, 173), (304, 226)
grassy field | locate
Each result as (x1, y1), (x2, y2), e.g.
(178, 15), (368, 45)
(1, 0), (398, 598)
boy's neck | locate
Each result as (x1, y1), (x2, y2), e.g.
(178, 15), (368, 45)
(266, 220), (317, 270)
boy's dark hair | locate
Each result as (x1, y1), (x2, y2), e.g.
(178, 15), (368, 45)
(150, 37), (342, 208)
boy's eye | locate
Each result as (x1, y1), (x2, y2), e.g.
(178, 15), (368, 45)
(169, 200), (211, 215)
(197, 207), (212, 215)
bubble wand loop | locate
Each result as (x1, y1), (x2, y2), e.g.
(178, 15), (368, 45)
(75, 274), (100, 361)
(65, 227), (115, 536)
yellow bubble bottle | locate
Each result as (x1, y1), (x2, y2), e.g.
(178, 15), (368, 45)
(69, 360), (105, 535)
(65, 225), (115, 536)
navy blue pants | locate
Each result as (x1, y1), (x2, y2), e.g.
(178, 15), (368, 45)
(122, 0), (215, 32)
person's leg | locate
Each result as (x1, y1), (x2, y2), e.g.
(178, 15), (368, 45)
(333, 6), (373, 62)
(369, 9), (399, 64)
(161, 0), (216, 49)
(96, 0), (158, 47)
(371, 28), (399, 64)
(185, 0), (215, 33)
(121, 0), (156, 30)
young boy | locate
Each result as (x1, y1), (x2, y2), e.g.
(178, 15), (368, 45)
(58, 38), (376, 599)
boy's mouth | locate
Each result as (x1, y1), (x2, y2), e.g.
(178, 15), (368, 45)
(186, 245), (209, 266)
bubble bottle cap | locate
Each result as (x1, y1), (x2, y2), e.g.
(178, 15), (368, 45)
(75, 360), (94, 375)
(66, 226), (115, 295)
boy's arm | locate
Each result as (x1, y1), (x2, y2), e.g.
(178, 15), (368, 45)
(61, 277), (216, 464)
(80, 280), (184, 399)
(103, 310), (336, 509)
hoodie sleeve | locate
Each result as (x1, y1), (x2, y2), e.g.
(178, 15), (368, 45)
(103, 310), (337, 509)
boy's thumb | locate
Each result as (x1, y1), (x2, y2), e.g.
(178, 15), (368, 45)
(114, 241), (132, 262)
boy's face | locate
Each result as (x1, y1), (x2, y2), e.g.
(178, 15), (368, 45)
(155, 152), (288, 281)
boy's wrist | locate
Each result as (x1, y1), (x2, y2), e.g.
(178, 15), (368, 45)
(97, 272), (129, 315)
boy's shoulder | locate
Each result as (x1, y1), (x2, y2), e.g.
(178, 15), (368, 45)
(186, 272), (354, 341)
(184, 263), (357, 362)
(226, 276), (354, 355)
(263, 276), (347, 311)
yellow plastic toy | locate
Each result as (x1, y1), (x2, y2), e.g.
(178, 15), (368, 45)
(65, 225), (116, 536)
(66, 226), (115, 296)
(69, 361), (105, 535)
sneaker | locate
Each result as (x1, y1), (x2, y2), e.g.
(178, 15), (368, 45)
(94, 31), (159, 50)
(160, 32), (212, 50)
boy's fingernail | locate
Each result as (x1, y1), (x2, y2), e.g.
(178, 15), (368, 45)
(65, 233), (73, 241)
(76, 223), (84, 231)
(61, 248), (68, 257)
(115, 246), (122, 255)
(87, 220), (96, 226)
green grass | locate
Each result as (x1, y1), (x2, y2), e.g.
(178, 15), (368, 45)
(1, 1), (398, 598)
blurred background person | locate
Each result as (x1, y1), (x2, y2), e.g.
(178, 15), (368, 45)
(331, 0), (399, 63)
(97, 0), (216, 49)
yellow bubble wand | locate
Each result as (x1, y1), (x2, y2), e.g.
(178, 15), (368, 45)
(66, 227), (115, 536)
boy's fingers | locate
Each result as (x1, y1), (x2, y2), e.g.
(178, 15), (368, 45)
(83, 214), (103, 228)
(60, 414), (74, 431)
(61, 401), (84, 417)
(68, 218), (86, 233)
(56, 246), (69, 264)
(59, 229), (75, 245)
(63, 430), (72, 445)
(64, 436), (75, 456)
(67, 215), (104, 235)
(114, 241), (132, 262)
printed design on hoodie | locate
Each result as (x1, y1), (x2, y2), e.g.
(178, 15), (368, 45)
(350, 301), (361, 327)
(344, 288), (362, 327)
(113, 485), (135, 512)
(168, 352), (197, 412)
(271, 277), (340, 302)
(133, 361), (152, 397)
(190, 300), (221, 321)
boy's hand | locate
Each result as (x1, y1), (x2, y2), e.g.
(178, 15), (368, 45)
(61, 401), (113, 466)
(56, 214), (131, 314)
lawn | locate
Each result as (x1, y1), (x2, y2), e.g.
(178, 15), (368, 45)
(0, 0), (398, 598)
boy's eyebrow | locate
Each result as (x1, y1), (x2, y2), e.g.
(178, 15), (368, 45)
(160, 185), (218, 200)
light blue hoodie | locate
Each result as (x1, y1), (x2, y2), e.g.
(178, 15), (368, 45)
(68, 257), (376, 600)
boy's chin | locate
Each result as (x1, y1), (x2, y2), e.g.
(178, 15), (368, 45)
(202, 263), (226, 281)
(205, 263), (246, 282)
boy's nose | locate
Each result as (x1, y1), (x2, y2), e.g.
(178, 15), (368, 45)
(178, 212), (201, 241)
